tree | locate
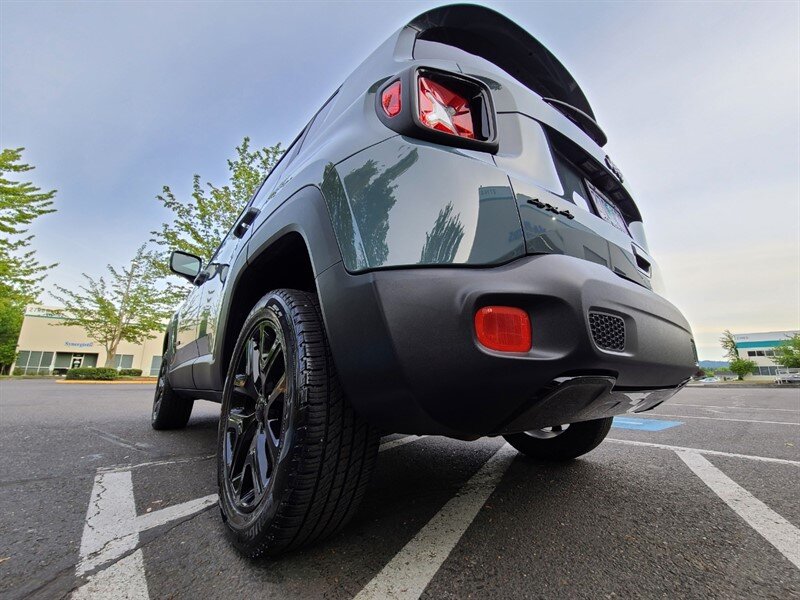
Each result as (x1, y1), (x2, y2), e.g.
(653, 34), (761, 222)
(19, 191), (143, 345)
(0, 148), (57, 373)
(772, 333), (800, 369)
(729, 358), (757, 381)
(51, 246), (177, 368)
(420, 202), (465, 264)
(719, 329), (739, 361)
(150, 138), (283, 270)
(0, 302), (24, 370)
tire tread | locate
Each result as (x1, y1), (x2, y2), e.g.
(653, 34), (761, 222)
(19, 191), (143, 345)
(221, 289), (379, 557)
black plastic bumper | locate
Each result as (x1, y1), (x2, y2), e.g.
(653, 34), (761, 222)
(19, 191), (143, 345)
(316, 254), (696, 436)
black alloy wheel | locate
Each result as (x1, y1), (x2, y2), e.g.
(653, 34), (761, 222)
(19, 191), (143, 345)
(222, 317), (288, 511)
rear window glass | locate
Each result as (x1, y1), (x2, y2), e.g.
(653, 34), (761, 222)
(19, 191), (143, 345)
(553, 153), (592, 213)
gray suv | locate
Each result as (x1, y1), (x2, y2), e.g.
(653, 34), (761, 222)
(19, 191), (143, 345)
(152, 4), (697, 557)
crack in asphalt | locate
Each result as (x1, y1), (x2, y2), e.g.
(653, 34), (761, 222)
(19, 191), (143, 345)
(86, 427), (154, 454)
(81, 477), (107, 537)
(0, 455), (214, 487)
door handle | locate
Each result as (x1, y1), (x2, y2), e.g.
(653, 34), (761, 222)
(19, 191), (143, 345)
(233, 207), (260, 238)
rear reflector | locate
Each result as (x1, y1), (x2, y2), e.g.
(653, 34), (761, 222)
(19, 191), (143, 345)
(474, 307), (531, 352)
(418, 76), (475, 139)
(381, 81), (402, 117)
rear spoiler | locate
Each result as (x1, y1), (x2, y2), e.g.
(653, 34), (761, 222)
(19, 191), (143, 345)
(408, 4), (596, 122)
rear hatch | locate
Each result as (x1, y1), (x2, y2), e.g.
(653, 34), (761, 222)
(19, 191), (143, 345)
(409, 5), (654, 289)
(497, 115), (654, 290)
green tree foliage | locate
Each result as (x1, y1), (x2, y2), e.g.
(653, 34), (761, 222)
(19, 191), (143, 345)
(342, 149), (419, 267)
(420, 202), (465, 264)
(728, 358), (757, 381)
(0, 148), (57, 373)
(0, 303), (24, 370)
(51, 246), (177, 368)
(150, 138), (283, 269)
(719, 329), (739, 361)
(772, 333), (800, 369)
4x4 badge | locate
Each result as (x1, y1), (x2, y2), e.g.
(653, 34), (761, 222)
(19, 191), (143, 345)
(605, 156), (623, 183)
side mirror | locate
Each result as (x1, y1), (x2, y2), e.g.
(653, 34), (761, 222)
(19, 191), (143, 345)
(170, 251), (203, 284)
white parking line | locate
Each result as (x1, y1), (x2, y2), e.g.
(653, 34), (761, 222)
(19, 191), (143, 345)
(671, 403), (800, 413)
(72, 435), (427, 597)
(74, 471), (148, 598)
(136, 494), (217, 532)
(354, 443), (516, 600)
(648, 413), (799, 426)
(606, 438), (800, 466)
(73, 471), (217, 599)
(72, 551), (148, 600)
(379, 435), (427, 452)
(677, 451), (800, 570)
(77, 472), (140, 576)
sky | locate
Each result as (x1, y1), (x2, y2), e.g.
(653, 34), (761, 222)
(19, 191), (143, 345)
(1, 0), (798, 360)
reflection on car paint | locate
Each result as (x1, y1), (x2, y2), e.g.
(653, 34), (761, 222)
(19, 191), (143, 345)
(326, 139), (525, 272)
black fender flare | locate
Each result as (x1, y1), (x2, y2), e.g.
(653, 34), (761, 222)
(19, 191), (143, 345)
(205, 185), (345, 392)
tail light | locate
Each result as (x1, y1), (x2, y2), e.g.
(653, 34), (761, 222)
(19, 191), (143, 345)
(381, 81), (402, 118)
(417, 76), (474, 139)
(375, 67), (497, 152)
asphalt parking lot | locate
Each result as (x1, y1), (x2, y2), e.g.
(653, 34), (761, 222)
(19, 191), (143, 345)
(1, 380), (798, 600)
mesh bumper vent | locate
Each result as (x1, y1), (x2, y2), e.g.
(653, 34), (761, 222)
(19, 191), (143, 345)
(589, 312), (625, 352)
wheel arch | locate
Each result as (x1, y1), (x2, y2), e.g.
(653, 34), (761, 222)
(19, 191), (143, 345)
(213, 185), (344, 392)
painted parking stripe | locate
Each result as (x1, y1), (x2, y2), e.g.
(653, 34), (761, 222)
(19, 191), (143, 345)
(647, 413), (799, 426)
(677, 451), (800, 570)
(379, 435), (427, 452)
(135, 494), (217, 532)
(607, 438), (800, 466)
(354, 443), (516, 600)
(612, 416), (682, 431)
(671, 403), (800, 413)
(72, 551), (149, 600)
(73, 471), (218, 599)
(74, 471), (149, 598)
(76, 471), (140, 576)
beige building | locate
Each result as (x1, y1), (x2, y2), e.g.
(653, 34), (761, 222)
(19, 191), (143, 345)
(733, 330), (799, 378)
(12, 305), (164, 376)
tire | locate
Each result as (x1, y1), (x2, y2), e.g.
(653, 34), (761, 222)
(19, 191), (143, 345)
(503, 417), (613, 461)
(151, 359), (194, 430)
(217, 288), (380, 558)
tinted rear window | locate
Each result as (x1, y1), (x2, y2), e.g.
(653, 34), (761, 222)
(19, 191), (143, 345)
(553, 153), (592, 214)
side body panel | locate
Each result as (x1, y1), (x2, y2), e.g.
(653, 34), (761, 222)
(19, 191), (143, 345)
(325, 137), (525, 271)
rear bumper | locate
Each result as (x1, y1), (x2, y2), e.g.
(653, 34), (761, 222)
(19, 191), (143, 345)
(317, 254), (696, 436)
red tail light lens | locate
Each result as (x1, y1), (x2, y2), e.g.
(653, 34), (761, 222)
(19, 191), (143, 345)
(418, 76), (475, 139)
(474, 306), (531, 352)
(381, 81), (402, 118)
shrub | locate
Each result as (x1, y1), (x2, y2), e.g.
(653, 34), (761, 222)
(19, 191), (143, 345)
(119, 369), (143, 377)
(65, 367), (119, 381)
(728, 358), (757, 381)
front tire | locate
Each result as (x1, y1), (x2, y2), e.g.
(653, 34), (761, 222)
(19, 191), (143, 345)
(217, 288), (379, 557)
(151, 359), (194, 430)
(503, 417), (613, 461)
